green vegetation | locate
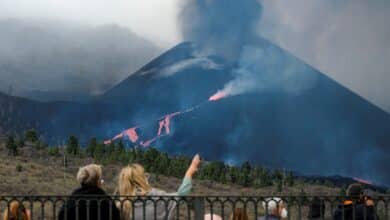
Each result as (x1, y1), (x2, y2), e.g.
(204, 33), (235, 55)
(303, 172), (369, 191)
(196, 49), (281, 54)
(48, 146), (60, 156)
(5, 131), (359, 190)
(6, 136), (18, 156)
(16, 163), (22, 172)
(25, 129), (38, 142)
(68, 137), (297, 189)
(66, 135), (80, 156)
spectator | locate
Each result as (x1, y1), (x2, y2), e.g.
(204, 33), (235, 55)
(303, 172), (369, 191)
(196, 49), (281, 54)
(117, 154), (201, 220)
(58, 164), (120, 220)
(258, 197), (288, 220)
(3, 201), (31, 220)
(308, 197), (325, 220)
(230, 208), (249, 220)
(333, 183), (378, 220)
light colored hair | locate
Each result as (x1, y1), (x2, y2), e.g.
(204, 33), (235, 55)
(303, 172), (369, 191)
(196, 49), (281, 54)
(229, 208), (249, 220)
(117, 164), (152, 220)
(262, 197), (283, 214)
(3, 201), (30, 220)
(76, 164), (102, 186)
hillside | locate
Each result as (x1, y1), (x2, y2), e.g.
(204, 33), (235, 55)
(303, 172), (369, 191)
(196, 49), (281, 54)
(0, 19), (161, 101)
(0, 39), (389, 184)
(100, 41), (390, 184)
(2, 136), (390, 220)
(0, 141), (341, 196)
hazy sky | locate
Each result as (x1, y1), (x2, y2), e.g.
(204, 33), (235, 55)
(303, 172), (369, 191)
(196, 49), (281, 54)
(0, 0), (389, 112)
(0, 0), (182, 47)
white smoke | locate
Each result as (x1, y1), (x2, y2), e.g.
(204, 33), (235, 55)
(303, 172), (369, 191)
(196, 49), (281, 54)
(216, 45), (318, 98)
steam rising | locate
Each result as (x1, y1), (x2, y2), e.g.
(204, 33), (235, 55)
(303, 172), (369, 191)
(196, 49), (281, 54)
(181, 0), (316, 99)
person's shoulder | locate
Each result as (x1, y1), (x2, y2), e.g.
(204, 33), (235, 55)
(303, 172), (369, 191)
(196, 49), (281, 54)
(70, 186), (84, 195)
(71, 185), (108, 196)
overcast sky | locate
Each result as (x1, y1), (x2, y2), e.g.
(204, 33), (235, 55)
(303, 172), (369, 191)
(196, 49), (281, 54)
(0, 0), (388, 112)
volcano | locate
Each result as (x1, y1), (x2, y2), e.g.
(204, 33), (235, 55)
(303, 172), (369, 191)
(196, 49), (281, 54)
(101, 40), (390, 184)
(1, 39), (389, 184)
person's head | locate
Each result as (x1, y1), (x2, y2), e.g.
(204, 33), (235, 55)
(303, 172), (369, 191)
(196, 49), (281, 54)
(117, 164), (152, 220)
(3, 201), (30, 220)
(347, 184), (364, 200)
(262, 197), (288, 219)
(77, 164), (103, 188)
(230, 208), (248, 220)
(118, 164), (151, 196)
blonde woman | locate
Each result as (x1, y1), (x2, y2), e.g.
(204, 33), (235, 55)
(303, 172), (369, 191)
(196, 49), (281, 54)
(58, 164), (120, 220)
(117, 154), (201, 220)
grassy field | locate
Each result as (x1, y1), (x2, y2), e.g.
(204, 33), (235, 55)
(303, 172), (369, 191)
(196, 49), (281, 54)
(2, 142), (388, 219)
(0, 142), (341, 196)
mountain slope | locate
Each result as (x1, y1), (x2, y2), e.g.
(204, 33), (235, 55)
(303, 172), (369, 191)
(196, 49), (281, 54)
(0, 39), (389, 184)
(101, 41), (390, 184)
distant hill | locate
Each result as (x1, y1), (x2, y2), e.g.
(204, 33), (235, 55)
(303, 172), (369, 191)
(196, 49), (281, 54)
(0, 19), (161, 101)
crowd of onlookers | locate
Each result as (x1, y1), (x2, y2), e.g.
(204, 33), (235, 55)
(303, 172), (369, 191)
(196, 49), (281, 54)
(2, 154), (381, 220)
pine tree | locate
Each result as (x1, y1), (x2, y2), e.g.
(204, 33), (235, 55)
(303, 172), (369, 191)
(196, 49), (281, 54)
(86, 138), (98, 157)
(239, 161), (252, 186)
(66, 135), (80, 155)
(6, 135), (18, 156)
(285, 171), (295, 187)
(25, 129), (38, 142)
(15, 136), (25, 148)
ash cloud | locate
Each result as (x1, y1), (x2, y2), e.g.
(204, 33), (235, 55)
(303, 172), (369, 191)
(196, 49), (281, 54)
(179, 0), (262, 60)
(179, 0), (316, 98)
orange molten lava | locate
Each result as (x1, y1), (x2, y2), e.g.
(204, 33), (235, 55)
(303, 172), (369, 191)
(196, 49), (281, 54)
(158, 112), (180, 136)
(353, 177), (373, 185)
(124, 127), (139, 143)
(209, 91), (227, 101)
(104, 92), (225, 147)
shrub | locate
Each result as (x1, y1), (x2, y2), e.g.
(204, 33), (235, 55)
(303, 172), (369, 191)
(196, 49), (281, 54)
(16, 163), (22, 172)
(48, 147), (60, 157)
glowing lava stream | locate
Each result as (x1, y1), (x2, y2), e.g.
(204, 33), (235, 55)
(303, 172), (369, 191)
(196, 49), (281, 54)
(209, 91), (227, 102)
(104, 91), (228, 147)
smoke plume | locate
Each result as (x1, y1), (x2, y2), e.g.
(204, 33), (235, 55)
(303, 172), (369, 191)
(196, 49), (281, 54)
(180, 0), (317, 100)
(179, 0), (262, 60)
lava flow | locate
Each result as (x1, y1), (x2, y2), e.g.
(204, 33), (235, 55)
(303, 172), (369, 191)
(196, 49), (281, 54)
(353, 177), (373, 185)
(158, 112), (180, 136)
(104, 91), (228, 147)
(209, 91), (227, 101)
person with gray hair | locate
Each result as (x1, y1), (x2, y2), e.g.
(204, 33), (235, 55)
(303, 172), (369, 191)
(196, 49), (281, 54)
(59, 164), (120, 220)
(258, 197), (288, 220)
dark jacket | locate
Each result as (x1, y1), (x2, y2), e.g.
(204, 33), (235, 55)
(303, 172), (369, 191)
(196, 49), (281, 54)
(58, 185), (120, 220)
(308, 197), (325, 219)
(333, 200), (378, 220)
